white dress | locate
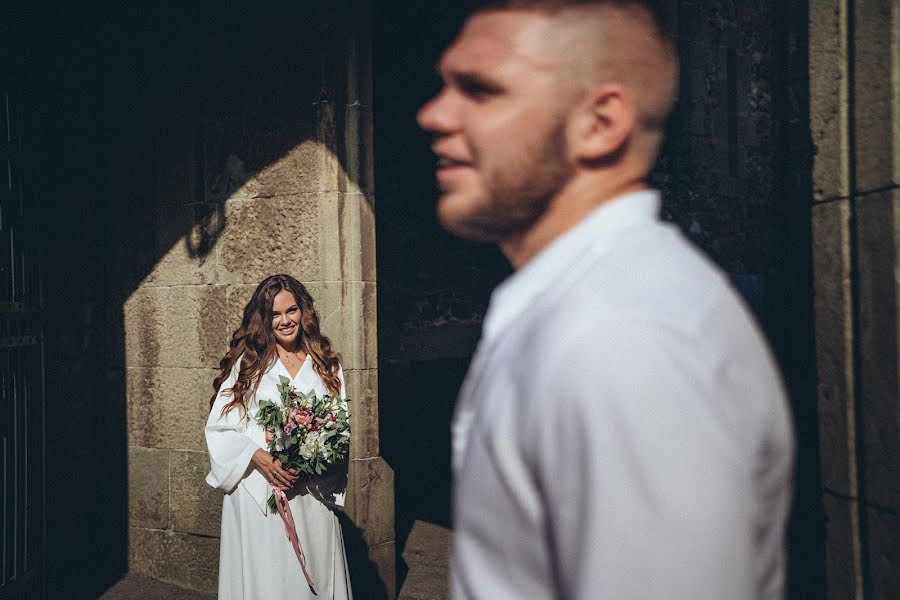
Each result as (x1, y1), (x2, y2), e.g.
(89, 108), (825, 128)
(205, 355), (352, 600)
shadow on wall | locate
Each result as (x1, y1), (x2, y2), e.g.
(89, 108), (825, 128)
(21, 1), (379, 598)
(339, 513), (389, 600)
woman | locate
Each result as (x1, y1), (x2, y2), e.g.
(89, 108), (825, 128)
(205, 274), (352, 599)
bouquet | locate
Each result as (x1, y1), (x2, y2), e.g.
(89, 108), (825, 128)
(255, 375), (351, 510)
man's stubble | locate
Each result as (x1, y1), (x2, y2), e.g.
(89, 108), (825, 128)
(438, 114), (574, 244)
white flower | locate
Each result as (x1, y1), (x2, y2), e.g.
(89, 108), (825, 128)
(299, 441), (315, 460)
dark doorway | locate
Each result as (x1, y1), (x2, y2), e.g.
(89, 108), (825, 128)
(373, 3), (512, 585)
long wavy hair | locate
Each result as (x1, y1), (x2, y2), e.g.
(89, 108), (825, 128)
(210, 274), (342, 417)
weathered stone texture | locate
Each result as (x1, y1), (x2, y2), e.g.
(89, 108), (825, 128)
(402, 520), (451, 571)
(170, 450), (223, 537)
(399, 521), (452, 600)
(99, 573), (217, 599)
(809, 0), (850, 201)
(141, 204), (221, 287)
(223, 284), (259, 340)
(867, 506), (900, 600)
(853, 0), (897, 192)
(823, 493), (863, 600)
(319, 192), (377, 283)
(346, 368), (380, 460)
(124, 285), (228, 369)
(811, 3), (900, 599)
(856, 189), (900, 511)
(316, 95), (343, 193)
(218, 196), (321, 285)
(346, 457), (395, 547)
(398, 565), (447, 600)
(130, 527), (220, 592)
(344, 101), (375, 197)
(370, 541), (398, 600)
(129, 447), (170, 529)
(309, 280), (378, 371)
(812, 200), (856, 496)
(127, 367), (218, 451)
(243, 140), (325, 198)
(339, 28), (375, 198)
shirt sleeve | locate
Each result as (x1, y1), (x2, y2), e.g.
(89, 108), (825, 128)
(529, 317), (757, 600)
(205, 359), (261, 493)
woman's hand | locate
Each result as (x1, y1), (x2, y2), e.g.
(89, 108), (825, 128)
(251, 448), (299, 489)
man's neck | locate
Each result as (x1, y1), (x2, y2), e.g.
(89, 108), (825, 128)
(499, 177), (647, 270)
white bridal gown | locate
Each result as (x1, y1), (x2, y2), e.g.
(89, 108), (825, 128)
(205, 355), (352, 600)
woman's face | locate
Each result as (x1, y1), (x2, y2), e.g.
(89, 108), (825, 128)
(271, 289), (302, 348)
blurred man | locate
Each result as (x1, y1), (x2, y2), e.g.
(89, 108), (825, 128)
(417, 1), (795, 599)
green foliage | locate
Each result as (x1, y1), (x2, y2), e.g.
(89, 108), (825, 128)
(254, 378), (352, 486)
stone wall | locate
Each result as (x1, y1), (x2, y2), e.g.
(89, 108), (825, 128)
(810, 1), (900, 598)
(105, 3), (393, 596)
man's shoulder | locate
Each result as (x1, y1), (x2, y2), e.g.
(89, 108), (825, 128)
(549, 223), (734, 335)
(493, 222), (763, 382)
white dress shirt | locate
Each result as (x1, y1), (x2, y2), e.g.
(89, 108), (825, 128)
(450, 189), (794, 600)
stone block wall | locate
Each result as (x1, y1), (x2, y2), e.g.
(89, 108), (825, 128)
(105, 4), (393, 596)
(810, 1), (900, 598)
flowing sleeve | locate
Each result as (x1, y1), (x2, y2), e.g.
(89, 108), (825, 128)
(205, 359), (262, 493)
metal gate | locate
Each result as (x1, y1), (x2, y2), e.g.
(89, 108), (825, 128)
(0, 89), (45, 599)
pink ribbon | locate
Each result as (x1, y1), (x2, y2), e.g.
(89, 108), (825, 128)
(272, 486), (317, 594)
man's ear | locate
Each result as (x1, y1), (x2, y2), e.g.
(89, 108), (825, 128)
(569, 84), (635, 162)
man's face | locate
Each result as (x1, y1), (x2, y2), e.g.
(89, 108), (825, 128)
(417, 11), (576, 242)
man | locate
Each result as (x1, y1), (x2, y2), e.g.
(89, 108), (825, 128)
(416, 1), (795, 599)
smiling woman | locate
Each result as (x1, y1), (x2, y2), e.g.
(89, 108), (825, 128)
(204, 274), (352, 600)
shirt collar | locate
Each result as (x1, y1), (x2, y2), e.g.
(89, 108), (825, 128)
(481, 189), (661, 342)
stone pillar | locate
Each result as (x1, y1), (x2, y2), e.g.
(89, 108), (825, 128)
(115, 3), (393, 595)
(810, 1), (899, 598)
